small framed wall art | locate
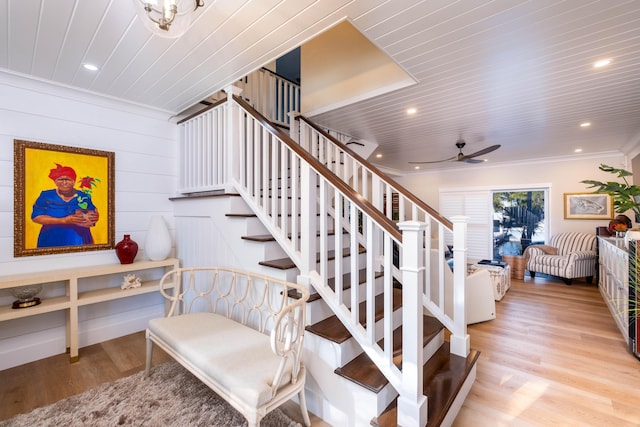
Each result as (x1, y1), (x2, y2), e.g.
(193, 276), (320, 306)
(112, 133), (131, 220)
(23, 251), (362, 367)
(563, 192), (613, 220)
(14, 140), (115, 257)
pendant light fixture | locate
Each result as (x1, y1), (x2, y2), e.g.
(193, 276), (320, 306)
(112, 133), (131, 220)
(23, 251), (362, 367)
(133, 0), (204, 38)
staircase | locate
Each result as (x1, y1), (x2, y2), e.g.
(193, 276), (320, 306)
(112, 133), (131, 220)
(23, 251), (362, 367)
(174, 81), (479, 426)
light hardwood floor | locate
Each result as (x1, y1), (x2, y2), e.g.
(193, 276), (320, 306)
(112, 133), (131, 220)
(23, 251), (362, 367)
(455, 275), (640, 427)
(0, 275), (638, 426)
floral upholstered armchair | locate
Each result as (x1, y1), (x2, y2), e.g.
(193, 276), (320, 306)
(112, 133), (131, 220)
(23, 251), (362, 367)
(525, 232), (597, 285)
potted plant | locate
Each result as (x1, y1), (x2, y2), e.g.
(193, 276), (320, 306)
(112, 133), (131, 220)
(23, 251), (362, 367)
(581, 164), (640, 223)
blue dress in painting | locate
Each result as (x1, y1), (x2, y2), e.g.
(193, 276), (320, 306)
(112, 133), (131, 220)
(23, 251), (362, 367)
(31, 190), (96, 247)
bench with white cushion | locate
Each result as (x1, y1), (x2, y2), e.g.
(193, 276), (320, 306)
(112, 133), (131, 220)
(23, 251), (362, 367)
(145, 267), (310, 427)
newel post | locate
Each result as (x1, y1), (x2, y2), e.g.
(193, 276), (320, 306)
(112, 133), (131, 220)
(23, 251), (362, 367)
(224, 85), (243, 192)
(289, 111), (300, 142)
(449, 215), (470, 357)
(397, 220), (428, 427)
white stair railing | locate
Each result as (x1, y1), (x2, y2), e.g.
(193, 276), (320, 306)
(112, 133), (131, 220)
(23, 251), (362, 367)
(178, 99), (227, 193)
(176, 86), (470, 426)
(227, 91), (431, 425)
(292, 115), (470, 357)
(233, 68), (300, 128)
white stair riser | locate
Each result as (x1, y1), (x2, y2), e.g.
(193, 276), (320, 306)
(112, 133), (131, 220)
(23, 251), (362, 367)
(307, 307), (442, 368)
(242, 239), (288, 260)
(228, 195), (254, 214)
(306, 275), (385, 324)
(304, 328), (446, 419)
(256, 264), (299, 282)
(303, 340), (398, 419)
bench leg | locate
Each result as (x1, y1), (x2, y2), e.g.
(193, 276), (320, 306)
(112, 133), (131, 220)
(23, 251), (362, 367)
(299, 389), (311, 427)
(145, 330), (153, 378)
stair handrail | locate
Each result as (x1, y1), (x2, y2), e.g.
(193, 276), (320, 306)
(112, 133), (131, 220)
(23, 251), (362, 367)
(295, 114), (452, 229)
(227, 91), (433, 421)
(231, 95), (400, 240)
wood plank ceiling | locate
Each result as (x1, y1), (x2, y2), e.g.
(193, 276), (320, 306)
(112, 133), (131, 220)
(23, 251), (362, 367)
(1, 0), (639, 172)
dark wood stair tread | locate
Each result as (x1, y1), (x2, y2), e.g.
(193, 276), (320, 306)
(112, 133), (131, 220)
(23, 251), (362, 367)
(259, 246), (365, 270)
(333, 315), (445, 392)
(169, 190), (240, 200)
(225, 213), (257, 218)
(259, 257), (296, 270)
(242, 229), (343, 243)
(305, 288), (402, 343)
(327, 269), (384, 292)
(241, 234), (275, 242)
(287, 268), (383, 302)
(372, 343), (480, 427)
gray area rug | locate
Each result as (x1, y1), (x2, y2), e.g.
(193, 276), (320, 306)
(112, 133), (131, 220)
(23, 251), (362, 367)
(0, 361), (302, 427)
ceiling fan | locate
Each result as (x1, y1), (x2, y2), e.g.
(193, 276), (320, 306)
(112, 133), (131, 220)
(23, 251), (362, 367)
(409, 139), (501, 164)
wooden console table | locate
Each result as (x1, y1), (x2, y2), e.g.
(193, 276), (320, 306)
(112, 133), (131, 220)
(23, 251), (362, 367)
(0, 258), (179, 362)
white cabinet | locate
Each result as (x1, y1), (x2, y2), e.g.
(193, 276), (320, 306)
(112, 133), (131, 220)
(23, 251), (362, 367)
(598, 237), (628, 343)
(0, 258), (179, 362)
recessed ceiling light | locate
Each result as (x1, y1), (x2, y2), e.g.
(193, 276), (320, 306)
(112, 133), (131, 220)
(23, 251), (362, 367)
(414, 166), (420, 170)
(376, 153), (382, 158)
(575, 148), (583, 153)
(580, 122), (591, 127)
(593, 59), (611, 68)
(83, 63), (99, 71)
(406, 108), (417, 115)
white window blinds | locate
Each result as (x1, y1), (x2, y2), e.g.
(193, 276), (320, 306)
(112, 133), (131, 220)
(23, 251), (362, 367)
(439, 190), (492, 261)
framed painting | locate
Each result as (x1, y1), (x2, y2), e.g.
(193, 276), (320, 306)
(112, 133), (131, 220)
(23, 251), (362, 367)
(563, 192), (613, 220)
(14, 140), (115, 257)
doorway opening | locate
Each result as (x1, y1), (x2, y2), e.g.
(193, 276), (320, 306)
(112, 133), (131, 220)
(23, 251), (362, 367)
(492, 189), (546, 260)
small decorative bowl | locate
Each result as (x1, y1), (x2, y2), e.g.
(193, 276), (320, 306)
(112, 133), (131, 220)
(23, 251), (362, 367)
(10, 284), (43, 309)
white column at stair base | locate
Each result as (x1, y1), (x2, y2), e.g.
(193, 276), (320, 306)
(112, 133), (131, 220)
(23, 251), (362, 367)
(450, 334), (471, 358)
(397, 394), (429, 427)
(397, 220), (428, 427)
(450, 215), (470, 357)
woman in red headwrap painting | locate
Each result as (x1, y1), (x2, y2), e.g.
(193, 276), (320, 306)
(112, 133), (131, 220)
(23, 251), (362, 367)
(31, 163), (100, 247)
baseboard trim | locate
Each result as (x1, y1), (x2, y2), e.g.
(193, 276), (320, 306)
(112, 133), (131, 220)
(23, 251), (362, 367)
(0, 305), (164, 371)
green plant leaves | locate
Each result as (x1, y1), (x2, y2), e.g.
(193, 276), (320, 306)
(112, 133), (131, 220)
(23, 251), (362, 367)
(581, 164), (640, 216)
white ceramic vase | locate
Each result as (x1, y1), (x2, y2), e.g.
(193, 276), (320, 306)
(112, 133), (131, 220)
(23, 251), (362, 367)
(145, 215), (172, 261)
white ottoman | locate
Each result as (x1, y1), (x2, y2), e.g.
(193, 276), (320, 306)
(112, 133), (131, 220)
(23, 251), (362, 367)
(467, 263), (511, 301)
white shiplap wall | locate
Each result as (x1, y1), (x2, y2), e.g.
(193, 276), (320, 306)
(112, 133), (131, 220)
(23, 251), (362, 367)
(0, 71), (179, 369)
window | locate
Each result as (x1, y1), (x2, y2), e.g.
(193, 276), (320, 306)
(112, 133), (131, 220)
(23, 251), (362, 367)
(440, 187), (549, 262)
(492, 190), (546, 260)
(440, 190), (492, 262)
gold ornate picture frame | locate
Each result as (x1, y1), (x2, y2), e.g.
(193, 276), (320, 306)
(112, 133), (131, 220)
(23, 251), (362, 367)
(563, 192), (613, 220)
(14, 140), (115, 257)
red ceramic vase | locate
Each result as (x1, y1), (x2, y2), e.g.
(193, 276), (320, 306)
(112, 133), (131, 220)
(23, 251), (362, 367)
(115, 234), (138, 264)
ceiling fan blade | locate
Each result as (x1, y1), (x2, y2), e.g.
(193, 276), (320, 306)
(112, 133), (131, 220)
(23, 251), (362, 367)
(408, 155), (457, 164)
(458, 144), (501, 160)
(409, 142), (499, 165)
